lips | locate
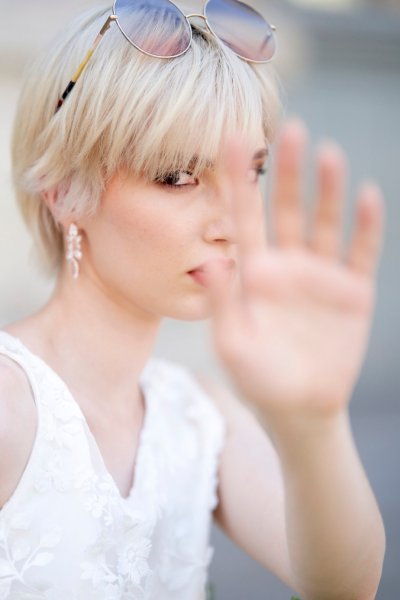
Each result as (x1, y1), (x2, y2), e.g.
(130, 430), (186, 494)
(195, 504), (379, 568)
(188, 258), (236, 274)
(188, 258), (236, 287)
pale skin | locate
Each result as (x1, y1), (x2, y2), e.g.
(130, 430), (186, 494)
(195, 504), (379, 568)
(203, 120), (386, 599)
(0, 118), (385, 599)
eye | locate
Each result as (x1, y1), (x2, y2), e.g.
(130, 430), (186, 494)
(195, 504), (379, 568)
(155, 170), (199, 190)
(248, 165), (267, 184)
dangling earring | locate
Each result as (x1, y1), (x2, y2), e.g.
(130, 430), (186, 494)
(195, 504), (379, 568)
(66, 223), (82, 279)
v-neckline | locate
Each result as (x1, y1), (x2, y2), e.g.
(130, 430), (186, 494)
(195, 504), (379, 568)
(0, 329), (152, 504)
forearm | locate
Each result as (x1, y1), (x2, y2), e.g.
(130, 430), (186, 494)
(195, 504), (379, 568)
(266, 409), (386, 600)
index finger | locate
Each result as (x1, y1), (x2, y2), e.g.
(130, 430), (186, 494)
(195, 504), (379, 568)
(221, 134), (269, 268)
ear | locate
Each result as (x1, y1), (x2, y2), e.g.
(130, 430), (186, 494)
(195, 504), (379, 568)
(41, 187), (71, 232)
(41, 187), (60, 217)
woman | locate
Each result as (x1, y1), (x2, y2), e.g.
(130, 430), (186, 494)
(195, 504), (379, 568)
(0, 1), (386, 599)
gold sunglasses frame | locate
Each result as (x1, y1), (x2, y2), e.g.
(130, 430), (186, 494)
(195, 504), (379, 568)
(55, 0), (277, 113)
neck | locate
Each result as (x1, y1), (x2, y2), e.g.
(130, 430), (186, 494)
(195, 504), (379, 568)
(13, 264), (161, 415)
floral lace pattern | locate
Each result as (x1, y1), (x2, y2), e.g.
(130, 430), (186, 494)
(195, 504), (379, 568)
(0, 331), (226, 599)
(0, 512), (63, 599)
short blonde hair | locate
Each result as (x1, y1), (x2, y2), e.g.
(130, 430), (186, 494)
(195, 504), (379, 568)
(11, 4), (283, 278)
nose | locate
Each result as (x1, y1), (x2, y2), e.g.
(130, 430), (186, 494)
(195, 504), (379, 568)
(203, 179), (237, 244)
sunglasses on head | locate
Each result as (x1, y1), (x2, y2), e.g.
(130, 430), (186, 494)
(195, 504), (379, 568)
(56, 0), (277, 113)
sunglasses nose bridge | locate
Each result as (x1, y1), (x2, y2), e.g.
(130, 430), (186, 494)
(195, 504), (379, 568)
(185, 12), (215, 42)
(185, 13), (207, 21)
(185, 12), (210, 35)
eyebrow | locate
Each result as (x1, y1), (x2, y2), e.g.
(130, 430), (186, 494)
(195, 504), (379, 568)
(253, 147), (269, 160)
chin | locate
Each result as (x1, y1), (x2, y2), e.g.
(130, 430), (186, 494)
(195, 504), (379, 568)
(160, 295), (213, 322)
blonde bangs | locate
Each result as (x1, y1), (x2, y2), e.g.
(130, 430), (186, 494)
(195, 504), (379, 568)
(100, 29), (281, 184)
(11, 5), (282, 277)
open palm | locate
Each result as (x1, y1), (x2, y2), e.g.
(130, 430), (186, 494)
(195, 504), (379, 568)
(207, 119), (385, 429)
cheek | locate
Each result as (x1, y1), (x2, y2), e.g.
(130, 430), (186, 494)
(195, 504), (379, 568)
(82, 188), (213, 319)
(89, 201), (192, 279)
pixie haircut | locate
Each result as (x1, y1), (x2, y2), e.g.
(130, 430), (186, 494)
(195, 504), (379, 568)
(11, 4), (282, 278)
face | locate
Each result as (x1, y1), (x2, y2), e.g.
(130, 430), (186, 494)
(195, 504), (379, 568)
(76, 134), (268, 322)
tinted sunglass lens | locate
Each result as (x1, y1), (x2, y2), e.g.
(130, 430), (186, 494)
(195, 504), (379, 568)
(205, 0), (276, 62)
(115, 0), (191, 57)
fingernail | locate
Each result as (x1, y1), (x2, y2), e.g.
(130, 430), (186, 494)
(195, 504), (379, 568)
(279, 117), (309, 146)
(359, 180), (384, 201)
(284, 116), (308, 136)
(316, 139), (344, 155)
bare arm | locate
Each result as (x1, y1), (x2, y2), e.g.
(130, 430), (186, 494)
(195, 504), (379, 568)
(199, 375), (385, 600)
(203, 119), (386, 599)
(0, 355), (37, 509)
(266, 409), (385, 600)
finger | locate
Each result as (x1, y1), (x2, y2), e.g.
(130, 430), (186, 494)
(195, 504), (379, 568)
(271, 118), (309, 247)
(205, 259), (244, 359)
(206, 259), (235, 318)
(346, 182), (385, 278)
(309, 141), (347, 260)
(221, 134), (269, 262)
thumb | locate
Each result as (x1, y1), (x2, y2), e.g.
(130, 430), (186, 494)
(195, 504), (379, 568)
(205, 259), (242, 354)
(206, 259), (233, 321)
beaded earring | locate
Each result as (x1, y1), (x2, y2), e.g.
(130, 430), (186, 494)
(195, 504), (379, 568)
(66, 223), (82, 279)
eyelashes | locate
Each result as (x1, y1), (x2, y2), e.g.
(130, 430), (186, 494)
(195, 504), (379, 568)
(155, 170), (196, 188)
(155, 166), (268, 190)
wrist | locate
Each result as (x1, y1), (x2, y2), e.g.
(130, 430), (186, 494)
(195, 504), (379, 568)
(257, 406), (351, 459)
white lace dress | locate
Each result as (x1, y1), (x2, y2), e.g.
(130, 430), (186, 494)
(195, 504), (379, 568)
(0, 330), (226, 600)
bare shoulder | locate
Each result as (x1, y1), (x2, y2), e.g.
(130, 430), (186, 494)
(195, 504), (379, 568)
(0, 354), (37, 509)
(194, 372), (281, 471)
(0, 353), (36, 420)
(194, 371), (265, 434)
(194, 372), (283, 491)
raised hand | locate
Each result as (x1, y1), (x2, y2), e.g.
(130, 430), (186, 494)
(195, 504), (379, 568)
(206, 119), (385, 433)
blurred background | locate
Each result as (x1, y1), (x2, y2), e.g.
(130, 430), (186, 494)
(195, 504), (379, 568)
(0, 0), (399, 598)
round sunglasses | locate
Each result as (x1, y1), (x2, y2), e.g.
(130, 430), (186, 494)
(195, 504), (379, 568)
(56, 0), (277, 113)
